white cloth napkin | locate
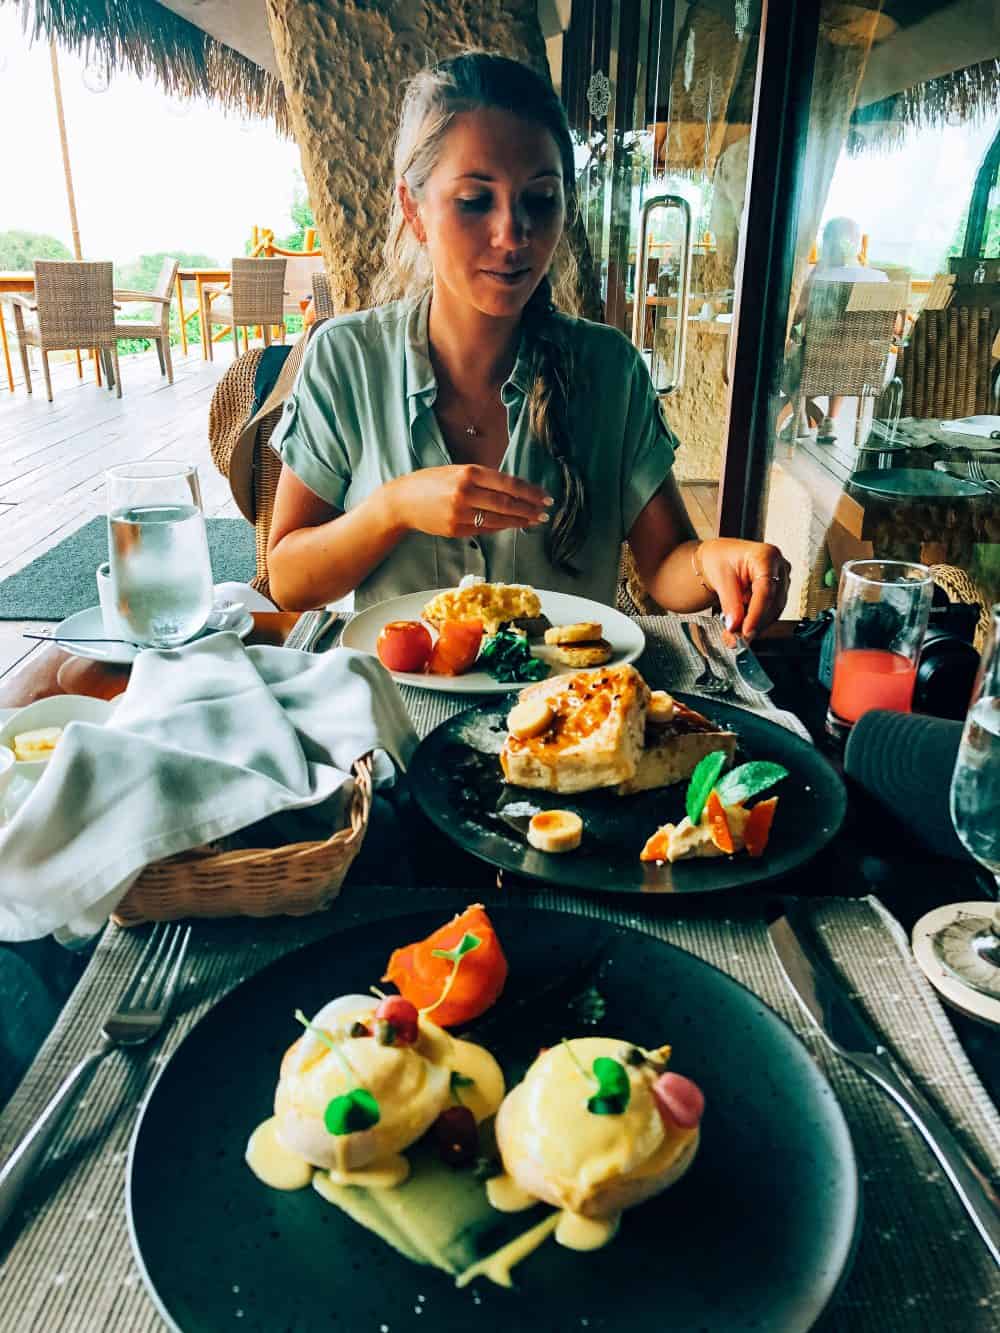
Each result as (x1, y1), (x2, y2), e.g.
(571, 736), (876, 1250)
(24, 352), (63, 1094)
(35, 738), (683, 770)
(0, 636), (417, 942)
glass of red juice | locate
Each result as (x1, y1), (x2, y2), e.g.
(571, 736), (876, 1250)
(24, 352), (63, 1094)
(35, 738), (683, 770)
(826, 559), (933, 741)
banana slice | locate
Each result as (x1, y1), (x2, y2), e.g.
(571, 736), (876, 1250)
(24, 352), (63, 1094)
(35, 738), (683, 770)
(12, 726), (63, 761)
(544, 621), (603, 645)
(507, 698), (555, 740)
(647, 690), (676, 724)
(527, 810), (583, 853)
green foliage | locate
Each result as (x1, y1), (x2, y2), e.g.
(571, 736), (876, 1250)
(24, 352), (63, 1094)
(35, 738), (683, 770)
(116, 250), (217, 292)
(275, 170), (316, 252)
(0, 229), (72, 269)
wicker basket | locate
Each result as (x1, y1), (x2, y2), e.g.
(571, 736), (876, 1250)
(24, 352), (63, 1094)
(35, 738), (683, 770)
(111, 754), (374, 926)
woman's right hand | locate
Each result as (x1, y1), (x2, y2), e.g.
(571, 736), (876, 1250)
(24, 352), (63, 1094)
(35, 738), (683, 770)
(385, 465), (553, 539)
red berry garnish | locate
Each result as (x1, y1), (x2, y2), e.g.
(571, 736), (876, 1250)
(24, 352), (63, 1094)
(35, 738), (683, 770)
(432, 1106), (478, 1166)
(652, 1072), (705, 1129)
(374, 996), (419, 1045)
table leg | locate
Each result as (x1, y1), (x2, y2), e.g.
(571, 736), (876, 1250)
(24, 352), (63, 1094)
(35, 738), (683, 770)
(175, 274), (188, 357)
(0, 307), (13, 393)
(75, 349), (82, 379)
(196, 277), (208, 360)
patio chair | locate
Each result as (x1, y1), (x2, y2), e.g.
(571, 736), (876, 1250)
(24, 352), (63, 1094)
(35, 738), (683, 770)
(900, 295), (999, 418)
(8, 261), (121, 402)
(791, 279), (908, 446)
(282, 254), (326, 318)
(112, 256), (179, 385)
(311, 271), (336, 320)
(200, 257), (287, 361)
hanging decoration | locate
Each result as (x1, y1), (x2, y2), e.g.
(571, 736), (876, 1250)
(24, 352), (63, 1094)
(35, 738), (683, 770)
(81, 58), (110, 93)
(587, 70), (611, 120)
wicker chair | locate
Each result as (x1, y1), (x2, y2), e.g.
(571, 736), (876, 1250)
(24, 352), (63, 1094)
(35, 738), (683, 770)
(8, 260), (121, 402)
(900, 295), (1000, 419)
(113, 256), (179, 385)
(311, 271), (336, 320)
(792, 279), (908, 446)
(201, 257), (287, 360)
(282, 254), (326, 318)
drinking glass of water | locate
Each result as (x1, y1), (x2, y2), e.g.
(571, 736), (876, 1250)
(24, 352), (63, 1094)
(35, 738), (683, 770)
(106, 462), (214, 648)
(931, 605), (1000, 998)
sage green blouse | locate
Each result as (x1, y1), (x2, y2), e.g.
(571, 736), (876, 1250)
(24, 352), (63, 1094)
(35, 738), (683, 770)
(269, 292), (677, 610)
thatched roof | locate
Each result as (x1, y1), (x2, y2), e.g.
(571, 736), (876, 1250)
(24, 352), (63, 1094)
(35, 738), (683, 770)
(6, 0), (288, 130)
(848, 57), (1000, 154)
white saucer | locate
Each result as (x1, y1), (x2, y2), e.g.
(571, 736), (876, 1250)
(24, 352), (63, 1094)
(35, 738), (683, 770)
(912, 902), (1000, 1028)
(51, 605), (254, 665)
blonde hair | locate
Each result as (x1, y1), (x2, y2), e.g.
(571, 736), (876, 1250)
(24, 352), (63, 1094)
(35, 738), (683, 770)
(372, 51), (587, 573)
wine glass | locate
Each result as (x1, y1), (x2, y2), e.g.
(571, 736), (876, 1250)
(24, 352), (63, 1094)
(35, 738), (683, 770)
(930, 604), (1000, 998)
(106, 462), (214, 648)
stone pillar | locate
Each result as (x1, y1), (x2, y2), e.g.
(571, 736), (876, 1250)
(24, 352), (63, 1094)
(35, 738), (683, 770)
(265, 0), (598, 315)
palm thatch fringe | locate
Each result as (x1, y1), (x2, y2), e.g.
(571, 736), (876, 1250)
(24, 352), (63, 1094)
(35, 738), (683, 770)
(5, 0), (288, 131)
(848, 58), (1000, 156)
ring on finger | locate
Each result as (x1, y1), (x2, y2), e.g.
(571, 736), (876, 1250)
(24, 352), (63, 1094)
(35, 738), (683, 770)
(753, 572), (784, 585)
(473, 509), (485, 529)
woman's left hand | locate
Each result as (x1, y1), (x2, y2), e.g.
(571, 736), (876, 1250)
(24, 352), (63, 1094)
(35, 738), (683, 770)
(697, 538), (792, 643)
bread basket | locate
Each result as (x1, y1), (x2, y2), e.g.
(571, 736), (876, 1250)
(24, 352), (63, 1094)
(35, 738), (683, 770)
(111, 753), (373, 926)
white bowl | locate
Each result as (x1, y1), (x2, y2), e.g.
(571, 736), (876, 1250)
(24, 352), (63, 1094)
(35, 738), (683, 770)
(0, 695), (115, 778)
(0, 745), (14, 802)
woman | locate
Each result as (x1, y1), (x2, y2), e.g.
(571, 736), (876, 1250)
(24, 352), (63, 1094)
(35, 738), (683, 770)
(267, 52), (790, 641)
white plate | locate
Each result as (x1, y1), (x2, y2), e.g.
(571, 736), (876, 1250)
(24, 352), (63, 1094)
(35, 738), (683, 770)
(938, 416), (1000, 448)
(341, 587), (646, 693)
(51, 604), (254, 665)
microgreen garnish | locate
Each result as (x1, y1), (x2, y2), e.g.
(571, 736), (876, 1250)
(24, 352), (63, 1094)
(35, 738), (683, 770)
(561, 1039), (632, 1116)
(324, 1089), (380, 1135)
(686, 751), (729, 826)
(422, 932), (482, 1017)
(587, 1056), (631, 1115)
(294, 1009), (380, 1136)
(450, 1071), (475, 1105)
(715, 760), (789, 806)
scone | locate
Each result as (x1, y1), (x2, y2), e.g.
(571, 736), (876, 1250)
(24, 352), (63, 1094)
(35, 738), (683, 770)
(500, 664), (650, 793)
(617, 699), (737, 795)
(421, 583), (541, 637)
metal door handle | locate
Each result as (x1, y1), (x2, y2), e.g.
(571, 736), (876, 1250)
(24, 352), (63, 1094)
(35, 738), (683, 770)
(630, 193), (694, 395)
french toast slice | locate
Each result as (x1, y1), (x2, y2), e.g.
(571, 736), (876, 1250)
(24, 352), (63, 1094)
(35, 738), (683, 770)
(499, 664), (650, 793)
(617, 699), (737, 795)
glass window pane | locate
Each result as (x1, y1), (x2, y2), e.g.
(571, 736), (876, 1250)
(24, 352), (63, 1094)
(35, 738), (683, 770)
(760, 0), (999, 644)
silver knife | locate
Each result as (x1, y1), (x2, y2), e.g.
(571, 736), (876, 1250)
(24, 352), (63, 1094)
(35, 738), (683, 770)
(730, 634), (774, 693)
(769, 910), (1000, 1266)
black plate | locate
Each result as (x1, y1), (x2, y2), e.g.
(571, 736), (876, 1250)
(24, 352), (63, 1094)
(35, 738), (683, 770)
(128, 907), (859, 1332)
(407, 692), (847, 894)
(848, 467), (988, 498)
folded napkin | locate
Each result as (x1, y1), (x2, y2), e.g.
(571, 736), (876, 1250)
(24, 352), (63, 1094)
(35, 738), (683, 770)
(844, 709), (970, 860)
(0, 636), (417, 943)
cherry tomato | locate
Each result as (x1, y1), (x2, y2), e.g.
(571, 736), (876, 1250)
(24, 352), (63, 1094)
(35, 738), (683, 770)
(374, 995), (420, 1045)
(376, 620), (433, 673)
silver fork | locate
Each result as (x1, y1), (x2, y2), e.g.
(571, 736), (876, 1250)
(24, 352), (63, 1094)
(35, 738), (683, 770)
(0, 922), (190, 1232)
(967, 458), (1000, 493)
(681, 620), (731, 696)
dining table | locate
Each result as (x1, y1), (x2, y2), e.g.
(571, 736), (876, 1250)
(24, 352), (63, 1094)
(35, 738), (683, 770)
(0, 272), (35, 393)
(173, 267), (232, 360)
(0, 611), (998, 1332)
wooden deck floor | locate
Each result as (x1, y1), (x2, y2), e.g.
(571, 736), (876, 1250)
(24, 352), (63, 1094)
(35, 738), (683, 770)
(0, 349), (234, 676)
(0, 346), (718, 677)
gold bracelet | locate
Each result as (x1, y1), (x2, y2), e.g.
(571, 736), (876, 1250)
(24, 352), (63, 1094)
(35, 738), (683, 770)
(691, 542), (715, 596)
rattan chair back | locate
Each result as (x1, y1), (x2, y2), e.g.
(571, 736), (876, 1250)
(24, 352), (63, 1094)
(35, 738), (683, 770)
(230, 257), (287, 325)
(799, 279), (906, 399)
(283, 254), (325, 316)
(900, 301), (998, 419)
(33, 261), (116, 350)
(311, 271), (335, 319)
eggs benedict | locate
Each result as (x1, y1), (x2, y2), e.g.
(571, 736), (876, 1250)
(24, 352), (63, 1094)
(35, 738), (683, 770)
(246, 993), (504, 1192)
(488, 1037), (703, 1251)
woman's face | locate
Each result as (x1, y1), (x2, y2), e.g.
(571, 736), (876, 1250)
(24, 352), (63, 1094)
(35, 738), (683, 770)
(402, 107), (566, 320)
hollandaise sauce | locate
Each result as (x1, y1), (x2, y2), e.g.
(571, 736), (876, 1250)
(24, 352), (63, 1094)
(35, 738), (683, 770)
(555, 1211), (620, 1251)
(245, 1118), (313, 1191)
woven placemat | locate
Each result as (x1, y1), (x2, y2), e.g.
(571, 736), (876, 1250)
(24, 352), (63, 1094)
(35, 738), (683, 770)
(0, 888), (997, 1332)
(0, 517), (256, 621)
